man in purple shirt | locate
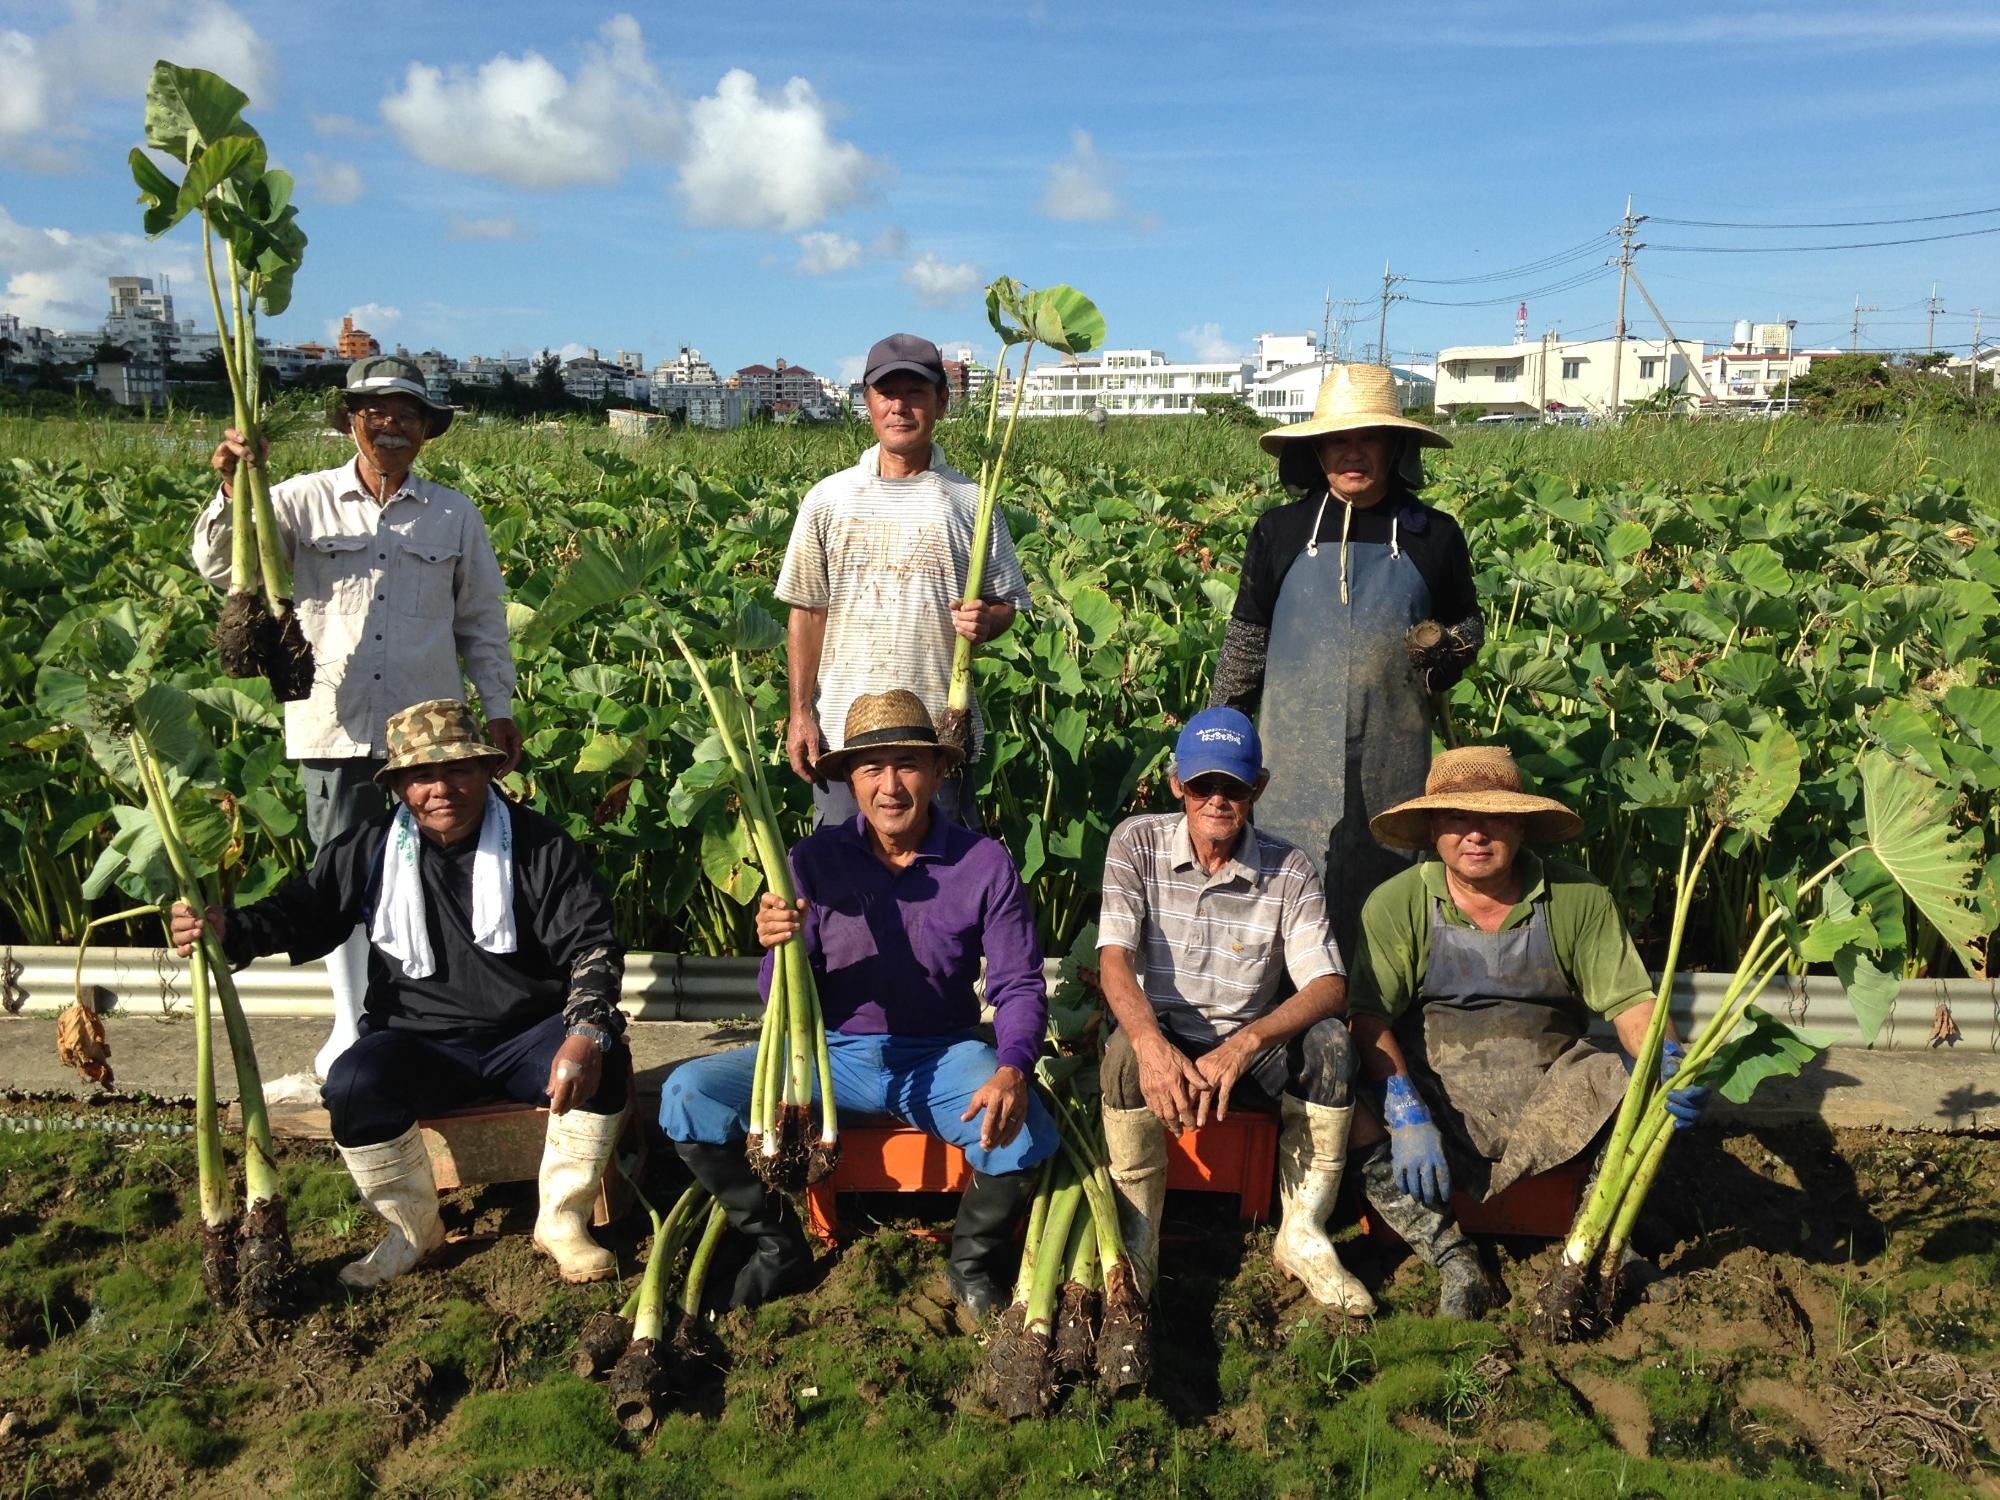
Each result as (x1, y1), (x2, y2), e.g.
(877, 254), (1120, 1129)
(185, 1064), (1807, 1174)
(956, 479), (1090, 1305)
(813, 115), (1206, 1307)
(659, 689), (1056, 1323)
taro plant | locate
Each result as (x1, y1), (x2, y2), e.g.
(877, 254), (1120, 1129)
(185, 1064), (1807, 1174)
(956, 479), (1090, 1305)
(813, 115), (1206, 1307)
(596, 1180), (714, 1431)
(936, 277), (1105, 757)
(129, 60), (313, 699)
(1532, 734), (1988, 1340)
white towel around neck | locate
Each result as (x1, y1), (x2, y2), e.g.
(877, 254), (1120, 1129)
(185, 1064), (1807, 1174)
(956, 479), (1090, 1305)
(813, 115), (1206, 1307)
(370, 785), (517, 979)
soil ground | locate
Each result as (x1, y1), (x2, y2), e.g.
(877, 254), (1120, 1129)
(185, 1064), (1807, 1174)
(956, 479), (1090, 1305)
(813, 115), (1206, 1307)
(0, 1113), (1996, 1500)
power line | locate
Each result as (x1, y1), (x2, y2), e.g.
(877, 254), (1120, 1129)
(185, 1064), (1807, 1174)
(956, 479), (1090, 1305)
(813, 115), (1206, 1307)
(1651, 223), (2000, 253)
(1404, 266), (1615, 308)
(1652, 205), (2000, 230)
(1400, 233), (1611, 286)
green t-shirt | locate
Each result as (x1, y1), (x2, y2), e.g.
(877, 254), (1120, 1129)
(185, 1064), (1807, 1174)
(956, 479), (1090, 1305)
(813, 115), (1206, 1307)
(1346, 849), (1653, 1024)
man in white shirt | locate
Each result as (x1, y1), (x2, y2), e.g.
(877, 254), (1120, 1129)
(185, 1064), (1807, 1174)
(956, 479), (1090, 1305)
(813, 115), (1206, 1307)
(194, 355), (520, 1079)
(778, 334), (1030, 826)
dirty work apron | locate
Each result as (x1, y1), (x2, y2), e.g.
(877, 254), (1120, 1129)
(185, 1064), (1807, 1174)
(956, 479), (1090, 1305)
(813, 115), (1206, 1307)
(1398, 896), (1629, 1201)
(1254, 491), (1434, 961)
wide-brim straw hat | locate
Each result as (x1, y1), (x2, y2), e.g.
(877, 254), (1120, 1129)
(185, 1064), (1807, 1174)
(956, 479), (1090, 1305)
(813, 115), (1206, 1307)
(374, 698), (507, 784)
(1259, 363), (1450, 458)
(814, 688), (967, 782)
(1369, 745), (1583, 851)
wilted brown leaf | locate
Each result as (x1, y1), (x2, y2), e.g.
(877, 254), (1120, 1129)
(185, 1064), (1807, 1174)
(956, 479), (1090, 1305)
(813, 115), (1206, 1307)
(57, 1000), (113, 1087)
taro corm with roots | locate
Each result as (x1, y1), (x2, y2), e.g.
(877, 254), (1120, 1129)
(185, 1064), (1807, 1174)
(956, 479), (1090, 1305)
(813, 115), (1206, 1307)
(129, 60), (312, 700)
(936, 278), (1104, 758)
(1532, 739), (1987, 1341)
(606, 1182), (709, 1429)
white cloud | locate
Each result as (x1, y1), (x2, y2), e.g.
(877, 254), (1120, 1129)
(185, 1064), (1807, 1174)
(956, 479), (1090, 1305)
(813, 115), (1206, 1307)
(678, 69), (879, 231)
(1181, 322), (1244, 362)
(327, 303), (401, 342)
(447, 215), (527, 241)
(380, 14), (681, 190)
(870, 224), (909, 259)
(1039, 129), (1123, 223)
(903, 251), (981, 308)
(311, 112), (375, 140)
(793, 231), (862, 275)
(0, 2), (273, 166)
(0, 203), (198, 329)
(836, 354), (867, 386)
(305, 155), (364, 205)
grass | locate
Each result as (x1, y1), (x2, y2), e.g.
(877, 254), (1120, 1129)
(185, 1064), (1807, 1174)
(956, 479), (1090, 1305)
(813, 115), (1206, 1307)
(5, 404), (1999, 502)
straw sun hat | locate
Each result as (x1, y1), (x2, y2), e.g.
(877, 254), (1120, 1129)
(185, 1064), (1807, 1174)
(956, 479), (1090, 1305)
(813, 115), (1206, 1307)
(1260, 363), (1450, 494)
(1368, 746), (1583, 852)
(813, 689), (967, 781)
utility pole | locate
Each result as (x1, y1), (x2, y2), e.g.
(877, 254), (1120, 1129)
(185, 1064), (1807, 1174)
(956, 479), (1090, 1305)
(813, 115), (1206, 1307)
(1850, 294), (1879, 354)
(1375, 260), (1403, 367)
(1607, 195), (1645, 420)
(1971, 308), (1985, 398)
(1926, 283), (1943, 355)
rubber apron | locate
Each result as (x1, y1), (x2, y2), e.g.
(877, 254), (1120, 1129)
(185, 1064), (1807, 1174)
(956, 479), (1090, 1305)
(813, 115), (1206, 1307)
(1396, 896), (1629, 1201)
(1253, 491), (1434, 961)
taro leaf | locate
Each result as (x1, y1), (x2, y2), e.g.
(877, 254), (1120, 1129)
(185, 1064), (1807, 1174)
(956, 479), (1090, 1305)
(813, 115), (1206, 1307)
(129, 149), (186, 235)
(986, 277), (1032, 345)
(1068, 586), (1120, 648)
(520, 526), (682, 648)
(142, 61), (251, 161)
(1603, 520), (1652, 561)
(1794, 907), (1880, 964)
(1721, 724), (1799, 838)
(1726, 543), (1794, 595)
(1024, 284), (1106, 356)
(175, 134), (265, 222)
(725, 599), (784, 655)
(1859, 750), (1987, 970)
(666, 756), (735, 828)
(699, 814), (763, 905)
(1823, 870), (1901, 1044)
(1050, 705), (1088, 765)
(133, 682), (221, 785)
(1524, 475), (1593, 529)
(1942, 685), (2000, 752)
(1019, 812), (1047, 885)
(1487, 643), (1576, 695)
(1700, 1004), (1829, 1105)
(574, 732), (647, 778)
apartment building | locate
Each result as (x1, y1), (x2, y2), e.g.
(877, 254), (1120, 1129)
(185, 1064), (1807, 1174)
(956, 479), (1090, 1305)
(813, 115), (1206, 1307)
(1434, 335), (1705, 417)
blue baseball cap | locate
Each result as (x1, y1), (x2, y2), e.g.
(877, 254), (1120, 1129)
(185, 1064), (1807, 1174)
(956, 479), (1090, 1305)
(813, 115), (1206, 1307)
(1173, 707), (1262, 787)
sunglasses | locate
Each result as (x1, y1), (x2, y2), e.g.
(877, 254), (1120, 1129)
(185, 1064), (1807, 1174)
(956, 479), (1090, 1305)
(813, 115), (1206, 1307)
(1183, 774), (1253, 802)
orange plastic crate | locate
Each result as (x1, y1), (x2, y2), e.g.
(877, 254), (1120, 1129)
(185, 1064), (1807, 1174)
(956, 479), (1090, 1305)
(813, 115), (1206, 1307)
(804, 1111), (1281, 1243)
(1358, 1157), (1589, 1243)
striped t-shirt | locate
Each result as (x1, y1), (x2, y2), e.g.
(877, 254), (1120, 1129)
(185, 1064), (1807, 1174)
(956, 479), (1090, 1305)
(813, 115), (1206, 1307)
(1097, 812), (1344, 1043)
(776, 442), (1031, 760)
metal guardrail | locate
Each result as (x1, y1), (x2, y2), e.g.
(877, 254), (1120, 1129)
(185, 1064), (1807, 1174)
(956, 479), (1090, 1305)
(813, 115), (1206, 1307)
(3, 944), (1996, 1052)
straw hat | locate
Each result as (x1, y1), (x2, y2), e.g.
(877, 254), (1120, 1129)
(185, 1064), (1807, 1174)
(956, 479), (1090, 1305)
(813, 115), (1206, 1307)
(814, 689), (966, 781)
(1258, 363), (1451, 458)
(374, 699), (507, 784)
(1368, 746), (1583, 851)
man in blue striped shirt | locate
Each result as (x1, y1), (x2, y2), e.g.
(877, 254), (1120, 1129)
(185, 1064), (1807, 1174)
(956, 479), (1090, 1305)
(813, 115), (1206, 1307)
(1096, 708), (1371, 1316)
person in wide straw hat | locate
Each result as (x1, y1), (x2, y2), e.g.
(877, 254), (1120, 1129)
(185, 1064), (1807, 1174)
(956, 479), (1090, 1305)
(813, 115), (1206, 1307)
(167, 699), (631, 1292)
(1334, 746), (1711, 1321)
(661, 687), (1059, 1331)
(1208, 362), (1484, 962)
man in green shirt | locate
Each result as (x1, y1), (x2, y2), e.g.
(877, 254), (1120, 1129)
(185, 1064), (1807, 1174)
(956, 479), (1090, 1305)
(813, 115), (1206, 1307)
(1344, 746), (1710, 1318)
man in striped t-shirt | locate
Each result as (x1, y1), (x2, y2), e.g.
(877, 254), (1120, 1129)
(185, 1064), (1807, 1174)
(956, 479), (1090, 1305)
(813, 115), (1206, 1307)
(1096, 708), (1372, 1316)
(779, 334), (1030, 827)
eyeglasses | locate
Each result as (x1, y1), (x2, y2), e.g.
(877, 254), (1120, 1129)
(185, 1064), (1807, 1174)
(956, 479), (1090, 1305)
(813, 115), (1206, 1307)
(1183, 775), (1253, 802)
(350, 401), (427, 427)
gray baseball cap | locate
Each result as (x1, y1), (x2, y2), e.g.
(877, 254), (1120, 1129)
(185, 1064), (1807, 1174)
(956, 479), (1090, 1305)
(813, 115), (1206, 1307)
(863, 333), (946, 389)
(344, 354), (454, 435)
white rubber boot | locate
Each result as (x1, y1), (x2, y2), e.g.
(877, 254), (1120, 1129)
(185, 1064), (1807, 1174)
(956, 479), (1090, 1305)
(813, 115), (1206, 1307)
(533, 1107), (622, 1283)
(337, 1124), (444, 1290)
(1103, 1104), (1169, 1299)
(313, 928), (370, 1080)
(1273, 1096), (1376, 1316)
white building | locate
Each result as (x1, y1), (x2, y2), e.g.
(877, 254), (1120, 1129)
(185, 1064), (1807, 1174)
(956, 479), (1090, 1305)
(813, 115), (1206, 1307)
(614, 349), (645, 375)
(1434, 335), (1707, 417)
(561, 356), (624, 403)
(652, 346), (719, 388)
(92, 353), (165, 407)
(656, 381), (745, 429)
(457, 353), (531, 389)
(1012, 346), (1253, 417)
(1701, 321), (1842, 407)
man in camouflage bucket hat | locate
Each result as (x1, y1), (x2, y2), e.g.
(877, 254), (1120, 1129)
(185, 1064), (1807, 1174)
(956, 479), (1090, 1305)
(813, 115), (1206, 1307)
(171, 700), (629, 1291)
(194, 354), (521, 1088)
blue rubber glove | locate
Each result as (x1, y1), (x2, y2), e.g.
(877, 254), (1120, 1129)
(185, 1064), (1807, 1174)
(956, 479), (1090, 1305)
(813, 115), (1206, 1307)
(1660, 1039), (1711, 1131)
(1384, 1074), (1451, 1210)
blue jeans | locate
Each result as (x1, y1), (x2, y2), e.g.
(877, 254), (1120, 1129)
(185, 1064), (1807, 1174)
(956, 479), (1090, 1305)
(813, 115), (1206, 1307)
(659, 1029), (1057, 1176)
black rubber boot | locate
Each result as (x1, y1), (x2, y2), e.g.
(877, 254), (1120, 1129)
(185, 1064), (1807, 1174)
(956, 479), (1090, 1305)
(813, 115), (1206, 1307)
(1358, 1142), (1492, 1320)
(674, 1140), (813, 1310)
(947, 1168), (1034, 1329)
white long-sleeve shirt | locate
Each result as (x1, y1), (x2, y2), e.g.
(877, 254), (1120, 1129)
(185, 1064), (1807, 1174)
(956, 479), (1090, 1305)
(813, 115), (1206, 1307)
(192, 459), (517, 760)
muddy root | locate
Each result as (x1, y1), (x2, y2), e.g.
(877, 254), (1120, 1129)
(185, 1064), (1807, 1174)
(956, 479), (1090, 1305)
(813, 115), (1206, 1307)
(1530, 1258), (1600, 1343)
(996, 1325), (1057, 1420)
(1053, 1282), (1098, 1383)
(213, 591), (272, 680)
(235, 1196), (296, 1319)
(573, 1312), (633, 1379)
(1096, 1266), (1151, 1398)
(200, 1218), (239, 1305)
(1593, 1256), (1631, 1330)
(608, 1337), (671, 1432)
(934, 706), (972, 760)
(750, 1107), (814, 1192)
(265, 604), (316, 702)
(806, 1139), (841, 1186)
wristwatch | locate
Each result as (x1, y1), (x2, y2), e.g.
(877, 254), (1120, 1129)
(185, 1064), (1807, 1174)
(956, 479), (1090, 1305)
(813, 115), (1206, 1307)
(564, 1022), (614, 1055)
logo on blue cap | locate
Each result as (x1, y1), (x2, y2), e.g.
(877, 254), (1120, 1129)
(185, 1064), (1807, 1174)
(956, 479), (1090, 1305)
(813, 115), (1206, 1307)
(1173, 707), (1262, 786)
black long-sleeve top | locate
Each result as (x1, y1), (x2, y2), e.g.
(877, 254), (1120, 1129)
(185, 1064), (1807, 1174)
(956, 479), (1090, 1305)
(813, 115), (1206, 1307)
(223, 800), (626, 1041)
(1210, 487), (1482, 714)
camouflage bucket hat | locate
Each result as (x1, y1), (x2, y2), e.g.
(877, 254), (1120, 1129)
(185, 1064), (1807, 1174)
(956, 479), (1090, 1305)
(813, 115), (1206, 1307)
(373, 699), (507, 784)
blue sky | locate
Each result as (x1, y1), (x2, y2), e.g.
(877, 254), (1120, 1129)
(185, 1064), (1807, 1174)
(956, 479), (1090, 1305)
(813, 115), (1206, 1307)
(3, 1), (1998, 381)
